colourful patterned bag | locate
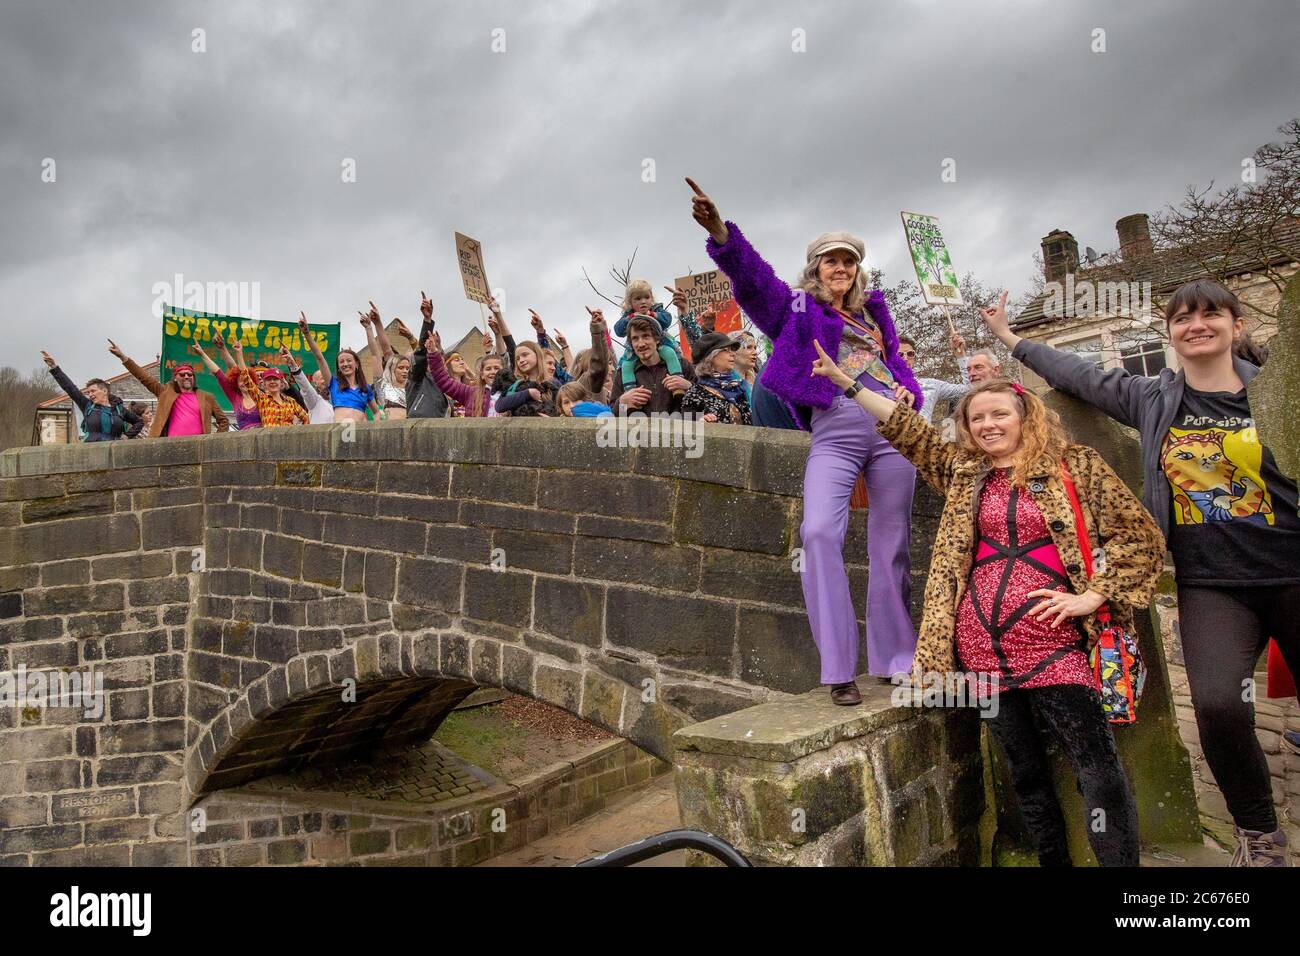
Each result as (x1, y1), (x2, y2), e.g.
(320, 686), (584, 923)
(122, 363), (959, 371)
(1061, 462), (1145, 723)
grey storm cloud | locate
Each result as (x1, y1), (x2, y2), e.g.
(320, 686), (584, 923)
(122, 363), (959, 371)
(1, 0), (1297, 377)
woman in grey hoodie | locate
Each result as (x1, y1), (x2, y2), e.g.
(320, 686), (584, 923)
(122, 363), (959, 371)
(981, 280), (1298, 867)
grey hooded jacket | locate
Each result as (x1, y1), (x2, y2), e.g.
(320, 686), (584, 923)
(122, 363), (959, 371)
(1011, 338), (1261, 540)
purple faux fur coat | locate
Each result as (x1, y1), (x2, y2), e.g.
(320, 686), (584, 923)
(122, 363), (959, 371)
(706, 221), (923, 430)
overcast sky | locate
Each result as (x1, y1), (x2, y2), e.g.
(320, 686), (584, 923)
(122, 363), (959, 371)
(2, 0), (1297, 377)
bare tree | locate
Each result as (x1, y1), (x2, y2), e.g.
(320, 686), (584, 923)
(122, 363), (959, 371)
(581, 248), (639, 309)
(1070, 117), (1300, 349)
(0, 365), (61, 452)
(885, 271), (1020, 381)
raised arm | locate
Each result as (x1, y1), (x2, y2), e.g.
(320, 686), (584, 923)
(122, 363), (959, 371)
(554, 327), (574, 370)
(687, 177), (791, 338)
(107, 339), (164, 398)
(667, 286), (707, 346)
(299, 312), (332, 393)
(408, 293), (434, 388)
(211, 329), (238, 371)
(359, 307), (382, 380)
(980, 292), (1147, 430)
(487, 298), (516, 364)
(192, 342), (222, 377)
(424, 330), (477, 406)
(369, 301), (398, 361)
(194, 343), (242, 405)
(811, 339), (959, 493)
(582, 308), (609, 394)
(42, 354), (94, 415)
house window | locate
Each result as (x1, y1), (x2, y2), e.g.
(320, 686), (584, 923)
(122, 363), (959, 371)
(1121, 341), (1167, 376)
(1056, 336), (1104, 367)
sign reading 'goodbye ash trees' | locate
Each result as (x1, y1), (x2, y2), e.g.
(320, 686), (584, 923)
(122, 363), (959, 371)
(901, 211), (964, 308)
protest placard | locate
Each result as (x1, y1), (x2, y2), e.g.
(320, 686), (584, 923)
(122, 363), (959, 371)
(674, 269), (742, 359)
(455, 232), (491, 304)
(901, 211), (963, 307)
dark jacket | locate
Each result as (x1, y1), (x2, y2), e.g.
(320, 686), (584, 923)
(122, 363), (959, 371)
(608, 355), (697, 415)
(406, 319), (450, 418)
(1012, 338), (1262, 539)
(49, 365), (143, 441)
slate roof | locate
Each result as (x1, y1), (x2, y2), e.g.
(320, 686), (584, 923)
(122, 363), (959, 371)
(1012, 219), (1300, 331)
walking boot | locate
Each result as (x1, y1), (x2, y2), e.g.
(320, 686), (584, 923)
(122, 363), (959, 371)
(1229, 826), (1289, 867)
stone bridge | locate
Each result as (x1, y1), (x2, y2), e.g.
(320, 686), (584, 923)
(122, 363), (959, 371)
(0, 412), (1198, 866)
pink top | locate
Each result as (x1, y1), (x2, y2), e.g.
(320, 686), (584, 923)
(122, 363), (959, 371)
(427, 350), (488, 417)
(166, 391), (205, 436)
(955, 469), (1094, 691)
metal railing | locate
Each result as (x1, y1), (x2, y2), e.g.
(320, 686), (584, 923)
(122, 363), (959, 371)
(575, 828), (751, 868)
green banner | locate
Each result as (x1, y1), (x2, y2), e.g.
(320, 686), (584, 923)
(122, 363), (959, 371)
(159, 305), (341, 410)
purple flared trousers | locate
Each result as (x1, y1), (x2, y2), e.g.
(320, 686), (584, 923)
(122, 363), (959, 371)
(801, 382), (918, 683)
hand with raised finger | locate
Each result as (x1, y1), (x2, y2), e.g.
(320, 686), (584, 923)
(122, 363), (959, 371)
(420, 291), (432, 321)
(685, 177), (728, 244)
(811, 339), (851, 388)
(41, 350), (56, 369)
(665, 285), (688, 313)
(529, 309), (544, 333)
(107, 339), (125, 360)
(979, 290), (1011, 337)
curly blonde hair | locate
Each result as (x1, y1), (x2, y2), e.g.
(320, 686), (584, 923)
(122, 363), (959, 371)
(953, 380), (1070, 487)
(621, 278), (655, 312)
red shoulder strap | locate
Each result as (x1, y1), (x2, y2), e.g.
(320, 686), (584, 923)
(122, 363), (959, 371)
(1059, 460), (1094, 578)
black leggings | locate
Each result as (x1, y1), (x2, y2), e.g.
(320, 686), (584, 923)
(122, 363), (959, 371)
(988, 683), (1139, 866)
(1177, 583), (1300, 832)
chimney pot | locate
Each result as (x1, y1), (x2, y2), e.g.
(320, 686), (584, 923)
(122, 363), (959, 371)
(1116, 213), (1154, 259)
(1041, 229), (1079, 285)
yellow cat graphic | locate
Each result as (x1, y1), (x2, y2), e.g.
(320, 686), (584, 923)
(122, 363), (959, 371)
(1162, 428), (1273, 525)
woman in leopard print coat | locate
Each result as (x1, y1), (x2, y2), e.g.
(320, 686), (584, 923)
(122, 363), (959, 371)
(813, 341), (1164, 866)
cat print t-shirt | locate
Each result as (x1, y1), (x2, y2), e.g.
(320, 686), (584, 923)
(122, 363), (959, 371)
(1162, 385), (1300, 585)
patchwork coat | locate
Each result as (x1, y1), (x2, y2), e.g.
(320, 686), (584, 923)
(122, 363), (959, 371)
(876, 406), (1166, 679)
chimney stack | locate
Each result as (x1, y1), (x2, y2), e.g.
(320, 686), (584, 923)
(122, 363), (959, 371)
(1041, 229), (1079, 285)
(1116, 213), (1154, 259)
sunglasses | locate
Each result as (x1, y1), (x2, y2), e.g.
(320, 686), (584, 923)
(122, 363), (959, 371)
(900, 350), (917, 359)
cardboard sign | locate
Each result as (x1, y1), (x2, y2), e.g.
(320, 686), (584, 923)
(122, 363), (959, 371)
(455, 232), (491, 304)
(674, 270), (742, 359)
(901, 211), (963, 307)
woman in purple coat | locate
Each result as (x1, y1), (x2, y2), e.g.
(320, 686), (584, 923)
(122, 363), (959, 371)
(688, 178), (925, 705)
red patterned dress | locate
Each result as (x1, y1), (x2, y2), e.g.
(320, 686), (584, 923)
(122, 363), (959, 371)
(955, 469), (1094, 690)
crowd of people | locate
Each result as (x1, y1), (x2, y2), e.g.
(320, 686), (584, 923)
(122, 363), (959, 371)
(36, 176), (1299, 869)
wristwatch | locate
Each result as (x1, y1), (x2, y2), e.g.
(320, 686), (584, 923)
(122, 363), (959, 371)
(843, 381), (864, 399)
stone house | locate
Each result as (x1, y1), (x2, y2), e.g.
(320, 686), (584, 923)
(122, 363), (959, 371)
(1012, 214), (1299, 390)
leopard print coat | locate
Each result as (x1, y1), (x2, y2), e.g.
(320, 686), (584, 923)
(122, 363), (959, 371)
(876, 406), (1166, 680)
